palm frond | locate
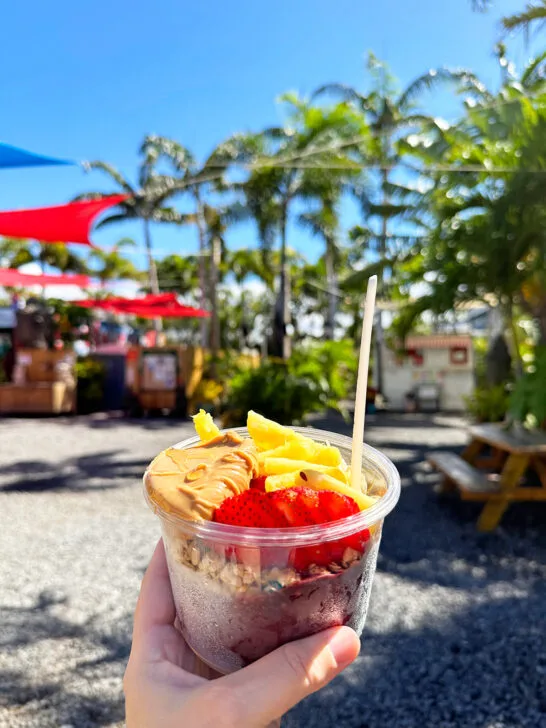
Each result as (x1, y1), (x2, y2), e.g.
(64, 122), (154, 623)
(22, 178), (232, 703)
(341, 259), (396, 290)
(398, 68), (493, 109)
(311, 83), (369, 111)
(140, 135), (195, 179)
(82, 161), (136, 196)
(94, 212), (137, 230)
(502, 2), (546, 38)
(113, 237), (137, 250)
(520, 50), (546, 88)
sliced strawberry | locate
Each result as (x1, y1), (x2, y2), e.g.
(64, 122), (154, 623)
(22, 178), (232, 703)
(294, 544), (330, 570)
(269, 486), (320, 526)
(212, 485), (371, 573)
(214, 489), (287, 528)
(249, 475), (268, 492)
(318, 490), (360, 522)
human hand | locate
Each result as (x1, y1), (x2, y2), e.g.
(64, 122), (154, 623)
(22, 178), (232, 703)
(124, 540), (361, 728)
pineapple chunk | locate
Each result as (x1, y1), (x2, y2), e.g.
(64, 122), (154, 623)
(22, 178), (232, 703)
(264, 471), (301, 490)
(259, 439), (342, 467)
(298, 470), (378, 511)
(247, 410), (304, 451)
(263, 458), (349, 482)
(192, 409), (221, 442)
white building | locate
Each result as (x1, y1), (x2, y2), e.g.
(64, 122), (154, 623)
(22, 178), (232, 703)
(380, 334), (475, 412)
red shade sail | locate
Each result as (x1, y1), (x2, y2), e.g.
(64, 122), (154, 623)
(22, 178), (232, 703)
(72, 294), (210, 319)
(0, 268), (91, 287)
(0, 195), (129, 246)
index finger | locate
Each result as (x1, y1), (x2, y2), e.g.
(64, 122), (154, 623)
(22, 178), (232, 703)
(133, 539), (176, 638)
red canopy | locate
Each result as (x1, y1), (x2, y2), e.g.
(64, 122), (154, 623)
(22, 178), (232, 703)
(0, 268), (91, 287)
(74, 293), (178, 309)
(114, 303), (210, 318)
(72, 293), (209, 319)
(0, 195), (128, 246)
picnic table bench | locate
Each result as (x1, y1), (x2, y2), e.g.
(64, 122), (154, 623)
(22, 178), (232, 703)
(428, 423), (546, 531)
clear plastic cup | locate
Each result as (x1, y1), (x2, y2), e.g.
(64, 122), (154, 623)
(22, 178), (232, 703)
(144, 426), (400, 674)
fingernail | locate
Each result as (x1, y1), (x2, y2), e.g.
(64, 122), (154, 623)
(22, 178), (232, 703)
(327, 627), (360, 669)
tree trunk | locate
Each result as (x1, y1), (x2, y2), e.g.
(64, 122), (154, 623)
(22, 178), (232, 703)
(324, 236), (337, 340)
(273, 204), (291, 358)
(505, 299), (523, 378)
(194, 196), (209, 350)
(142, 218), (162, 333)
(210, 235), (221, 362)
(143, 218), (160, 294)
(374, 169), (389, 394)
(538, 306), (546, 347)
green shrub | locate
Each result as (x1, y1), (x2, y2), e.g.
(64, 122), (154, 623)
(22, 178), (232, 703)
(509, 347), (546, 429)
(222, 340), (358, 426)
(75, 357), (106, 413)
(464, 384), (509, 423)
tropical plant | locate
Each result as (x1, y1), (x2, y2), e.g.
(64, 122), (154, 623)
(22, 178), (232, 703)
(389, 51), (546, 348)
(88, 237), (142, 287)
(464, 384), (510, 423)
(509, 347), (546, 428)
(0, 237), (88, 276)
(154, 254), (200, 297)
(221, 359), (328, 426)
(75, 357), (106, 413)
(314, 54), (479, 387)
(222, 340), (358, 425)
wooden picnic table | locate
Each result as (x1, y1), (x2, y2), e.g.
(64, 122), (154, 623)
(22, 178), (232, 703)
(428, 422), (546, 531)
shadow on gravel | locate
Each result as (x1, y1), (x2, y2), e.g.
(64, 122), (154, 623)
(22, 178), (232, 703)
(0, 591), (84, 651)
(309, 411), (461, 435)
(84, 415), (194, 432)
(0, 590), (130, 726)
(285, 578), (546, 728)
(0, 451), (150, 493)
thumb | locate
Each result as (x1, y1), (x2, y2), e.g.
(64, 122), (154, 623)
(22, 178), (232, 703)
(220, 626), (360, 725)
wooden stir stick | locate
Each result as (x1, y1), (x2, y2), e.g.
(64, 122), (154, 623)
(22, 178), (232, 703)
(350, 275), (378, 491)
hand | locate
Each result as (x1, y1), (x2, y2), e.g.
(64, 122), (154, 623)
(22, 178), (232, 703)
(124, 540), (361, 728)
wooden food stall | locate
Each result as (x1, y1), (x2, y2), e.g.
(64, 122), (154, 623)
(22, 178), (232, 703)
(124, 345), (205, 416)
(0, 348), (76, 415)
(0, 303), (77, 415)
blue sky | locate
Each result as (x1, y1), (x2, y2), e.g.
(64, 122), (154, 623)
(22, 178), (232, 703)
(0, 0), (540, 280)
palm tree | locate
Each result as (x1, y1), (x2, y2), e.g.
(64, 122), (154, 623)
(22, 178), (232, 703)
(138, 135), (249, 349)
(232, 97), (364, 357)
(79, 146), (186, 295)
(313, 53), (484, 388)
(390, 51), (546, 352)
(88, 238), (142, 288)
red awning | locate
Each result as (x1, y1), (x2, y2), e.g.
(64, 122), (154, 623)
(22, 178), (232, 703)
(0, 195), (128, 246)
(405, 335), (472, 349)
(0, 268), (91, 287)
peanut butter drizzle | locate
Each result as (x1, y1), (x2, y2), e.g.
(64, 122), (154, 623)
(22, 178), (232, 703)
(145, 431), (259, 521)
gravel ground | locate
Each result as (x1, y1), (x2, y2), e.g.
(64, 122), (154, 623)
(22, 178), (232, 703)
(1, 412), (545, 728)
